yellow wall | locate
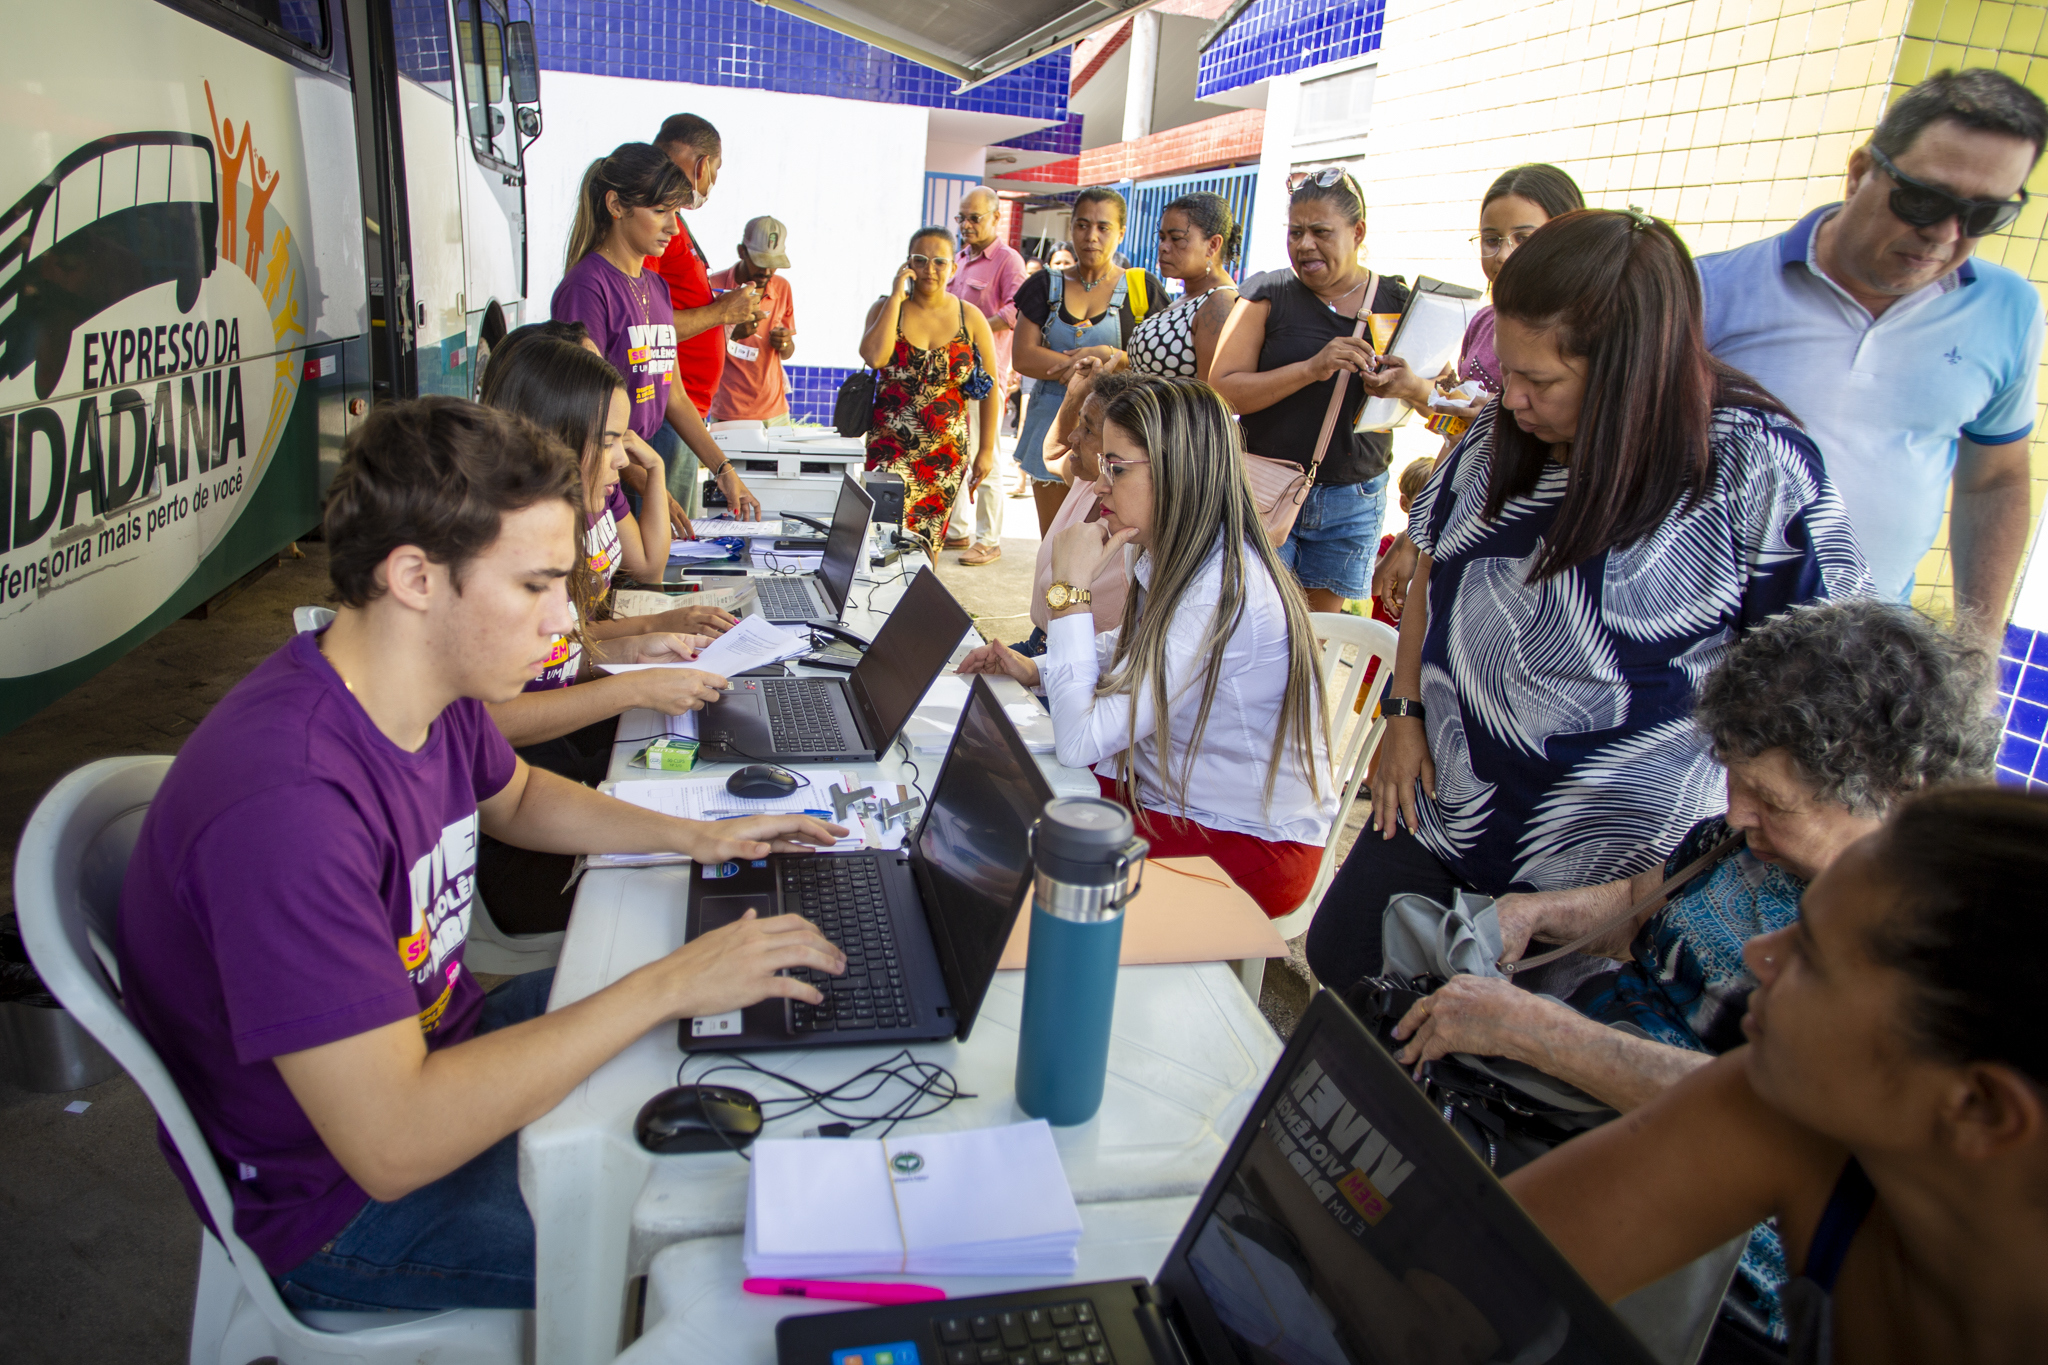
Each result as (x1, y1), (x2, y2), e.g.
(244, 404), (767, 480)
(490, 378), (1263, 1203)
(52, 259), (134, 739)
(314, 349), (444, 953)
(1360, 0), (2048, 617)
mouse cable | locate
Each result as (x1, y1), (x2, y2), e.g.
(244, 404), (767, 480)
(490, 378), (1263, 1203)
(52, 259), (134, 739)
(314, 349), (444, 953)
(679, 1049), (973, 1145)
(862, 564), (914, 614)
(893, 736), (929, 811)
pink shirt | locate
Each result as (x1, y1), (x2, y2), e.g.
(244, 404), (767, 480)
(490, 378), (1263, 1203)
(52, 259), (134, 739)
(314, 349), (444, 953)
(948, 239), (1026, 389)
(1031, 481), (1130, 635)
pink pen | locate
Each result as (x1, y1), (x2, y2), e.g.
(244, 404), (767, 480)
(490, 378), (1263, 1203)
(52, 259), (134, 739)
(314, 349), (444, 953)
(744, 1277), (946, 1306)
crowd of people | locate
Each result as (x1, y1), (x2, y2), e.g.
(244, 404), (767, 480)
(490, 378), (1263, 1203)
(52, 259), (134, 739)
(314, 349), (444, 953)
(102, 68), (2048, 1363)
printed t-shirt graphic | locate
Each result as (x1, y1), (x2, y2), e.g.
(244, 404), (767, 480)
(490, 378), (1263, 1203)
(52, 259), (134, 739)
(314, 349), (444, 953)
(527, 482), (630, 692)
(113, 629), (518, 1275)
(551, 253), (678, 441)
(649, 214), (725, 414)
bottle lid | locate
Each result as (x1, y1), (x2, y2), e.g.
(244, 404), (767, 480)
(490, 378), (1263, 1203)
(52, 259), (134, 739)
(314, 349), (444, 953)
(1033, 798), (1140, 886)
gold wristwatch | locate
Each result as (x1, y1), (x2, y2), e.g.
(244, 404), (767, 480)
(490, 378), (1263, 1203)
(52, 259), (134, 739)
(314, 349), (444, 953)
(1045, 581), (1092, 611)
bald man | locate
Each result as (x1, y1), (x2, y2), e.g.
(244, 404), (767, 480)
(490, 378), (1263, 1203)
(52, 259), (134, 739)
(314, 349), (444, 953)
(945, 187), (1026, 564)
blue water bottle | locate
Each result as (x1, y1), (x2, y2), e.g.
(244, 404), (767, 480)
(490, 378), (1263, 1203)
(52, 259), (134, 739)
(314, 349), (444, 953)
(1015, 798), (1149, 1126)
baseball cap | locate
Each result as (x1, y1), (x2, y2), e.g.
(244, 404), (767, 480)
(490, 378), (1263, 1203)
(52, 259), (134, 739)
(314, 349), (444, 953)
(742, 216), (791, 269)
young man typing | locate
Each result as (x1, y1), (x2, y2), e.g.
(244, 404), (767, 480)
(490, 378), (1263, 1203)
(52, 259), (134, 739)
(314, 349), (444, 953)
(116, 397), (846, 1312)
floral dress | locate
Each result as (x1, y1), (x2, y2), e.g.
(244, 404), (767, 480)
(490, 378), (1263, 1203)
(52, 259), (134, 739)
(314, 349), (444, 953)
(866, 308), (974, 554)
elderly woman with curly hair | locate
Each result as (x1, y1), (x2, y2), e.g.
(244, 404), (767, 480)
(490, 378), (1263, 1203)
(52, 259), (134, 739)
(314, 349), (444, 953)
(1385, 598), (1998, 1349)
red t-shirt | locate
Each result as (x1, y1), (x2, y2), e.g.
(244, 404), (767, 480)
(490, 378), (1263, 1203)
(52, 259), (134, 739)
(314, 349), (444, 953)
(646, 215), (724, 415)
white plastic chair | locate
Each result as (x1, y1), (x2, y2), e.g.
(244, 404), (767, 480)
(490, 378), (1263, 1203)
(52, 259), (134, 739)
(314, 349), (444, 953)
(13, 757), (527, 1365)
(1236, 613), (1399, 996)
(290, 606), (561, 975)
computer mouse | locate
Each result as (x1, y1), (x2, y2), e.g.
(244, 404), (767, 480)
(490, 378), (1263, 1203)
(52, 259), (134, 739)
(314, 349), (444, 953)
(633, 1084), (764, 1154)
(726, 764), (800, 799)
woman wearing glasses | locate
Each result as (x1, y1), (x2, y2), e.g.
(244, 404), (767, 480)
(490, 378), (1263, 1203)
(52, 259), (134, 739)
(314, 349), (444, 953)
(1210, 169), (1413, 614)
(957, 375), (1335, 919)
(859, 226), (1003, 555)
(1373, 164), (1585, 614)
(1012, 188), (1169, 534)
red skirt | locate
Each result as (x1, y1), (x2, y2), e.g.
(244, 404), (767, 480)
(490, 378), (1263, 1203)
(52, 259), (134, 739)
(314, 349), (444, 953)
(1095, 776), (1321, 920)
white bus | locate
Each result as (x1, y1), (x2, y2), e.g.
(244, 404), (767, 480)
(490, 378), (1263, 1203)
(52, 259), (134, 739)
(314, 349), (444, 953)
(0, 0), (542, 730)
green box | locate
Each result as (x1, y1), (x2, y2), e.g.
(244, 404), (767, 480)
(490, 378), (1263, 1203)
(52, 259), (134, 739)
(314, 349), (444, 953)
(634, 737), (700, 771)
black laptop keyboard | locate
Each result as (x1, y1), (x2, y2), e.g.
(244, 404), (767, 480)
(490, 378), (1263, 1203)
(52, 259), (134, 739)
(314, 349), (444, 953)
(781, 858), (912, 1032)
(935, 1303), (1114, 1365)
(755, 575), (820, 621)
(761, 677), (850, 752)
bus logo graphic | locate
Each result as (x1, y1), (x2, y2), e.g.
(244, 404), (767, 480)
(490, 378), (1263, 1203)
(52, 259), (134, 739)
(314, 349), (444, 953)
(890, 1151), (924, 1175)
(0, 131), (220, 399)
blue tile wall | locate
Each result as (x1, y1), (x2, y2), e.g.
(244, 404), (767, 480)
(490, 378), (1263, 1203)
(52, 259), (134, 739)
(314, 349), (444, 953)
(785, 363), (860, 425)
(1195, 0), (1384, 100)
(997, 113), (1085, 156)
(393, 0), (453, 84)
(1996, 622), (2048, 790)
(536, 1), (1069, 119)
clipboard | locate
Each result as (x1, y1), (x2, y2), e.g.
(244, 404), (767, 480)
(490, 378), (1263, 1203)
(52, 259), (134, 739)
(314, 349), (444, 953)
(1355, 275), (1486, 433)
(997, 856), (1289, 970)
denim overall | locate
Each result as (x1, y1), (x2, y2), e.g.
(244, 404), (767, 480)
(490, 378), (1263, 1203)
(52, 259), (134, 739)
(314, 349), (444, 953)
(1015, 270), (1127, 483)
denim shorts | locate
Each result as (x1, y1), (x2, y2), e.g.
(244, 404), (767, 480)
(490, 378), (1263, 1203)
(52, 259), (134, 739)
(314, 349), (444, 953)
(1274, 472), (1389, 600)
(273, 969), (554, 1313)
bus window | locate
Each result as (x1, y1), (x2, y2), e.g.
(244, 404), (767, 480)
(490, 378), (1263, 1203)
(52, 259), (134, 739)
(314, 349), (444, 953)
(207, 0), (328, 55)
(458, 0), (520, 168)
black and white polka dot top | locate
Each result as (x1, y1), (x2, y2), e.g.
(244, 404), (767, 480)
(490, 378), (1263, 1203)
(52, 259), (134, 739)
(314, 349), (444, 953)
(1126, 286), (1233, 379)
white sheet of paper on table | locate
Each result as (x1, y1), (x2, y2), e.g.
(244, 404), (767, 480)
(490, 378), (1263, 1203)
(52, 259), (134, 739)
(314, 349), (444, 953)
(681, 615), (809, 676)
(667, 540), (738, 563)
(677, 520), (784, 545)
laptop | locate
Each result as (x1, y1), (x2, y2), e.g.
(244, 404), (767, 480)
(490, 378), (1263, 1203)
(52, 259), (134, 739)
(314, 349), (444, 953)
(746, 475), (874, 627)
(775, 988), (1660, 1365)
(681, 674), (1052, 1051)
(697, 567), (970, 764)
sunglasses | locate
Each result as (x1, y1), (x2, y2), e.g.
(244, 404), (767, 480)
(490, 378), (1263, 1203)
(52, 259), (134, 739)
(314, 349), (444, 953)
(1867, 145), (2027, 237)
(908, 253), (953, 270)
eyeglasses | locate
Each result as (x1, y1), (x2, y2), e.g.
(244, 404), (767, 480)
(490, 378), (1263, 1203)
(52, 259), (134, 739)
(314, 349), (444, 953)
(1867, 144), (2027, 237)
(954, 212), (990, 225)
(1292, 166), (1362, 196)
(908, 254), (953, 270)
(1471, 228), (1541, 256)
(1098, 457), (1150, 485)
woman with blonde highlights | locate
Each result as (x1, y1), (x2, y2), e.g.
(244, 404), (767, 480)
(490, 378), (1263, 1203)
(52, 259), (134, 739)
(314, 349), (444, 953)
(959, 374), (1335, 917)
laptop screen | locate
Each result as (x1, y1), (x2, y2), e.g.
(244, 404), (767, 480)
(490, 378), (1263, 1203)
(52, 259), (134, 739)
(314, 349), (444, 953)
(817, 475), (874, 616)
(1156, 993), (1656, 1365)
(910, 675), (1052, 1042)
(849, 568), (972, 748)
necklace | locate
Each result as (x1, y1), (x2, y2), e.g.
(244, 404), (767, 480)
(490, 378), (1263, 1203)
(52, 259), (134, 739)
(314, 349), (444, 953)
(1074, 266), (1110, 290)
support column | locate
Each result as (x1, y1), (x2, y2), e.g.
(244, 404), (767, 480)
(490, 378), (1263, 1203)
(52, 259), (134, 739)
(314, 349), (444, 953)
(1121, 10), (1160, 144)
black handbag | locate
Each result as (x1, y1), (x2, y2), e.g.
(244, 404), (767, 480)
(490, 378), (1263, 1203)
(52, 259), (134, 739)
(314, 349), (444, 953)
(833, 368), (879, 437)
(1344, 976), (1619, 1174)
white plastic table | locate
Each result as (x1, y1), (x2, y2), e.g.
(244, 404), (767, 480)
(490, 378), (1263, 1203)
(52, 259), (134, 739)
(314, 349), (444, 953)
(617, 1197), (1197, 1365)
(516, 553), (1284, 1362)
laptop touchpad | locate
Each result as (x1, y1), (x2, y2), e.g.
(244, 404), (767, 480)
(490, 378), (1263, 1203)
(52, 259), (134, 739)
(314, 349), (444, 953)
(700, 893), (773, 930)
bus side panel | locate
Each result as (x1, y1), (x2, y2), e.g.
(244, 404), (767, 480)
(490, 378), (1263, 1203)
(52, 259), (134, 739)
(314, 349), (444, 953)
(400, 75), (469, 397)
(0, 2), (365, 732)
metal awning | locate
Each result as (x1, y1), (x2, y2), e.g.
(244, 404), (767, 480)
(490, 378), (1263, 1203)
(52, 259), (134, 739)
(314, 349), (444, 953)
(753, 0), (1156, 90)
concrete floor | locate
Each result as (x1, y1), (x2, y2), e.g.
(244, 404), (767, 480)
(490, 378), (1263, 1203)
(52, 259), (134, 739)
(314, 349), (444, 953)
(0, 476), (1361, 1362)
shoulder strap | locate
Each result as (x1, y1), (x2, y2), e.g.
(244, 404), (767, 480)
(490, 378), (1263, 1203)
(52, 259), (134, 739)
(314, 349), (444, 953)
(1502, 827), (1747, 974)
(1802, 1159), (1876, 1290)
(1048, 270), (1065, 304)
(1125, 267), (1149, 320)
(1302, 271), (1375, 482)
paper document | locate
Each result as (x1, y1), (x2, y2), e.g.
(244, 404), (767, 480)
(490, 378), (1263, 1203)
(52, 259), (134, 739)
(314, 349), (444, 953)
(669, 540), (738, 562)
(686, 519), (784, 539)
(588, 772), (913, 865)
(613, 585), (750, 618)
(689, 615), (810, 676)
(745, 1121), (1081, 1277)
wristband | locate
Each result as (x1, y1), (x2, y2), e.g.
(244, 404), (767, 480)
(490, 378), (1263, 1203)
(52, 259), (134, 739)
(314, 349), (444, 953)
(1383, 697), (1425, 721)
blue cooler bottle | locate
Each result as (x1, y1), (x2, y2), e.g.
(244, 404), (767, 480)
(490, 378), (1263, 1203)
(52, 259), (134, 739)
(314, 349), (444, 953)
(1015, 798), (1149, 1126)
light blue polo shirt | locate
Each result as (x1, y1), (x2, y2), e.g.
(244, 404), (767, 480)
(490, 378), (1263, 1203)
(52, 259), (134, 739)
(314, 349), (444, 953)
(1699, 204), (2043, 600)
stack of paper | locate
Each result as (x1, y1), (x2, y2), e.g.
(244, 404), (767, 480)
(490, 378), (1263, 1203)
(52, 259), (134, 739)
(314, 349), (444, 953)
(745, 1121), (1082, 1277)
(903, 676), (1057, 755)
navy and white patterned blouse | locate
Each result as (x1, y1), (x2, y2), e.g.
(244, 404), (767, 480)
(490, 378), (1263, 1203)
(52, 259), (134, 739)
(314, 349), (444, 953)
(1404, 403), (1869, 894)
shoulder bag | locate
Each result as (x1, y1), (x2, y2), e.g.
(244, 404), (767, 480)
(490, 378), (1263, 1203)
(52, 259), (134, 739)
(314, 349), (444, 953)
(833, 367), (879, 437)
(1242, 272), (1374, 548)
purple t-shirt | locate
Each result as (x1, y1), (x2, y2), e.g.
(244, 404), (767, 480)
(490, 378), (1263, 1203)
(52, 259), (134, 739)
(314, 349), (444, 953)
(551, 253), (677, 440)
(1460, 305), (1501, 392)
(527, 482), (631, 691)
(116, 630), (518, 1274)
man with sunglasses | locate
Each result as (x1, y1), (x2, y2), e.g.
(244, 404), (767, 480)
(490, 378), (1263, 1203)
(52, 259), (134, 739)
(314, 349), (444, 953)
(1699, 69), (2046, 631)
(944, 186), (1026, 564)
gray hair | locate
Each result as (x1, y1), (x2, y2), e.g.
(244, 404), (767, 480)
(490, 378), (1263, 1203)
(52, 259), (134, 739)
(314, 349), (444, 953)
(1694, 600), (1999, 817)
(1873, 68), (2048, 163)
